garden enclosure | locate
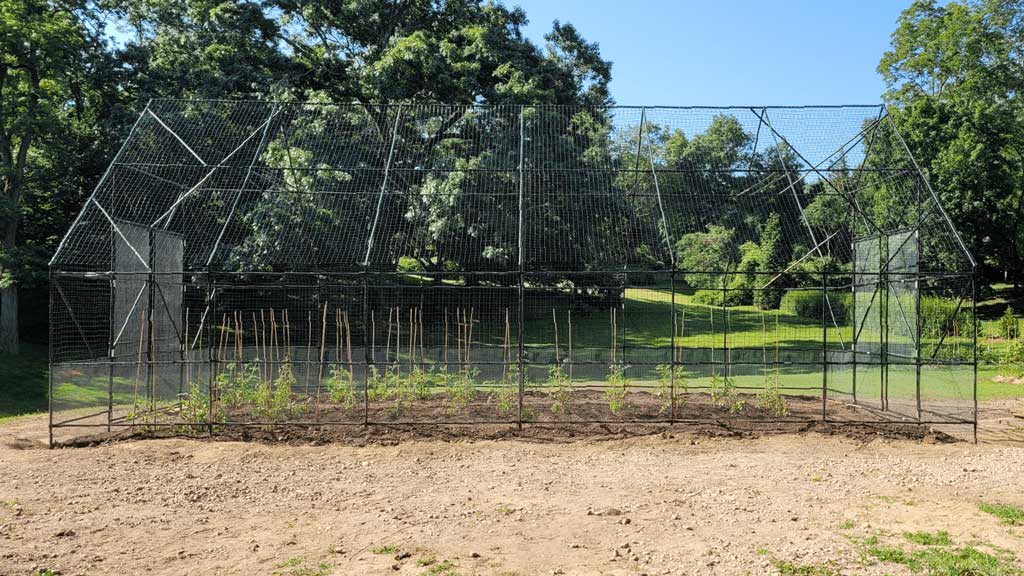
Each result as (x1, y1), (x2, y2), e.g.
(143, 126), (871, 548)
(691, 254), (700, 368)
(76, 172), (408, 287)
(47, 100), (977, 441)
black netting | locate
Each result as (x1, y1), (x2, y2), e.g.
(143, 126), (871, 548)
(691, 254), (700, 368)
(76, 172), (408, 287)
(48, 101), (977, 435)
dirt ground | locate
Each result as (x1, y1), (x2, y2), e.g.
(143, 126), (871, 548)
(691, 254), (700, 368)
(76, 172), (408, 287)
(2, 401), (1024, 576)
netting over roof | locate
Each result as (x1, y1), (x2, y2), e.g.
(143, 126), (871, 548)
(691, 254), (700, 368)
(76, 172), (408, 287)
(50, 100), (974, 276)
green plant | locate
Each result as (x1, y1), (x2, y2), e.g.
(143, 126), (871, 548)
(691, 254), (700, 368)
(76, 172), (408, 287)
(273, 557), (332, 576)
(770, 559), (841, 576)
(326, 364), (357, 408)
(371, 545), (400, 555)
(405, 367), (436, 401)
(757, 372), (788, 416)
(426, 559), (458, 575)
(218, 362), (262, 410)
(978, 502), (1024, 525)
(1000, 306), (1019, 340)
(546, 365), (572, 415)
(366, 365), (395, 402)
(253, 362), (295, 422)
(655, 363), (683, 413)
(604, 363), (628, 414)
(903, 530), (952, 546)
(446, 369), (478, 413)
(493, 365), (519, 416)
(179, 380), (213, 430)
(1002, 340), (1024, 364)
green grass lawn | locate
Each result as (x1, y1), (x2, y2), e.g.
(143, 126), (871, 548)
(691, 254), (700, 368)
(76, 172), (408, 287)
(0, 343), (49, 421)
(3, 282), (1022, 421)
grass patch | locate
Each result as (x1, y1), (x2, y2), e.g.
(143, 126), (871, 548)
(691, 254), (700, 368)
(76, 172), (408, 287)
(903, 530), (952, 546)
(273, 557), (331, 576)
(370, 545), (400, 555)
(0, 344), (48, 419)
(864, 535), (1021, 575)
(979, 503), (1024, 526)
(425, 560), (458, 575)
(770, 558), (841, 576)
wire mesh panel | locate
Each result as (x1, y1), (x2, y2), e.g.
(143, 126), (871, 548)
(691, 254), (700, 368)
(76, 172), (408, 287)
(49, 101), (978, 438)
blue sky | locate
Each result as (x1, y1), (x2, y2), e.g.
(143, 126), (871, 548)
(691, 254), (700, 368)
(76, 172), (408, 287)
(510, 0), (910, 106)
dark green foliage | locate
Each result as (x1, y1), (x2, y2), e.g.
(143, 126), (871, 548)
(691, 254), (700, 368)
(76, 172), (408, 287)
(754, 213), (786, 309)
(780, 290), (850, 324)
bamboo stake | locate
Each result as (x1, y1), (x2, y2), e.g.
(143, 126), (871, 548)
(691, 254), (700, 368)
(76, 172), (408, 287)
(385, 306), (394, 365)
(455, 308), (462, 368)
(419, 307), (425, 367)
(467, 307), (475, 372)
(568, 309), (573, 382)
(396, 305), (402, 374)
(133, 310), (146, 422)
(315, 302), (328, 416)
(233, 311), (241, 366)
(673, 309), (678, 364)
(260, 309), (268, 381)
(502, 307), (510, 381)
(284, 309), (291, 360)
(409, 307), (415, 367)
(184, 307), (190, 386)
(217, 313), (227, 362)
(305, 310), (313, 393)
(680, 307), (685, 365)
(270, 307), (277, 365)
(344, 309), (353, 377)
(335, 307), (341, 366)
(444, 308), (450, 385)
(553, 309), (560, 364)
(253, 312), (261, 382)
(235, 311), (242, 364)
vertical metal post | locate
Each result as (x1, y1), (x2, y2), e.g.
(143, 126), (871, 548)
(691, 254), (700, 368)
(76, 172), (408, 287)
(722, 282), (728, 382)
(972, 275), (978, 443)
(363, 272), (371, 426)
(851, 240), (857, 403)
(48, 269), (54, 448)
(516, 106), (526, 430)
(670, 271), (677, 422)
(915, 230), (922, 421)
(205, 272), (215, 435)
(107, 273), (116, 432)
(822, 269), (828, 421)
(146, 230), (156, 418)
(880, 235), (888, 412)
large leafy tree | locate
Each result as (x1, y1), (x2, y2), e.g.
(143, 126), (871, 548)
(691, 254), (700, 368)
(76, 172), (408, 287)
(0, 0), (122, 352)
(879, 0), (1024, 279)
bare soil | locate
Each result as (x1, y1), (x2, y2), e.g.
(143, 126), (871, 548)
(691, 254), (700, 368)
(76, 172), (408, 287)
(2, 399), (1024, 576)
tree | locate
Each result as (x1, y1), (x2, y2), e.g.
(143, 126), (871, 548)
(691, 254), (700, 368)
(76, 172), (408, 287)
(0, 0), (112, 353)
(879, 0), (1024, 279)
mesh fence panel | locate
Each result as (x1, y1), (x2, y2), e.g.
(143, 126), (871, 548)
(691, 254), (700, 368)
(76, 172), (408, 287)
(49, 101), (977, 434)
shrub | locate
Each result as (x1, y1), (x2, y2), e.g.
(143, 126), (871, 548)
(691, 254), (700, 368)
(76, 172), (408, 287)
(781, 289), (849, 324)
(920, 296), (975, 340)
(693, 288), (747, 307)
(1000, 307), (1019, 340)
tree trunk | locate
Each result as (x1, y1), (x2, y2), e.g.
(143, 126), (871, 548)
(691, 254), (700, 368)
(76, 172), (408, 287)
(0, 284), (18, 354)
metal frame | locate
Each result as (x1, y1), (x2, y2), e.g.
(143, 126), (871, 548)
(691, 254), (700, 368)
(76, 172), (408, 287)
(47, 101), (978, 444)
